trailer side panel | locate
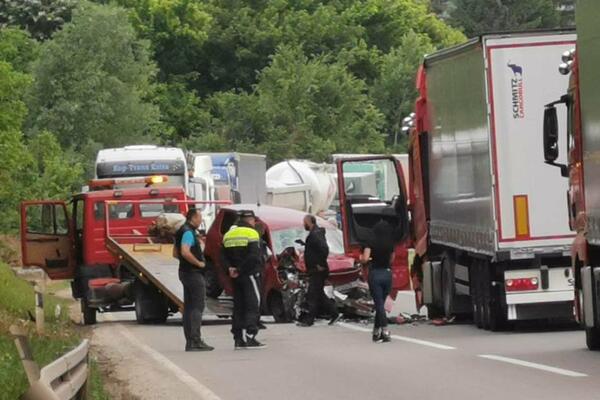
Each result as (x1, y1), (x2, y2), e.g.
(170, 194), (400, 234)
(426, 43), (496, 254)
(579, 3), (600, 245)
(485, 34), (575, 251)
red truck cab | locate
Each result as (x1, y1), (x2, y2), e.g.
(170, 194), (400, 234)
(21, 186), (187, 324)
(334, 156), (411, 296)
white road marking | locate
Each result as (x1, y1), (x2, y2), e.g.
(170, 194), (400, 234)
(338, 322), (456, 350)
(102, 313), (222, 400)
(478, 355), (588, 378)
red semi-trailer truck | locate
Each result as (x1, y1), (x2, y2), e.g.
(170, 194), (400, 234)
(542, 0), (600, 350)
(410, 30), (577, 330)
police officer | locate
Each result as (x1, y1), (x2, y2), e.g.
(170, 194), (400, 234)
(174, 208), (214, 352)
(222, 210), (266, 350)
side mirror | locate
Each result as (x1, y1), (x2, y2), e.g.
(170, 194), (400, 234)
(542, 101), (569, 178)
(543, 106), (559, 163)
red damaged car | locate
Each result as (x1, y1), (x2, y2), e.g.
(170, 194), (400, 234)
(204, 204), (369, 322)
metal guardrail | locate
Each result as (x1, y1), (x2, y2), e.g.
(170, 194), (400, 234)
(10, 325), (90, 400)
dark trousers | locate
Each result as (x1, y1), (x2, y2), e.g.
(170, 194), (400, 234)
(179, 270), (206, 344)
(305, 270), (338, 324)
(369, 268), (392, 329)
(232, 272), (261, 339)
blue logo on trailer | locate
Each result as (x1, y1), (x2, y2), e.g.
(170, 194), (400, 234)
(507, 61), (525, 119)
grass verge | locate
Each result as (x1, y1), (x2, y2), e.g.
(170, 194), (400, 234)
(0, 263), (110, 400)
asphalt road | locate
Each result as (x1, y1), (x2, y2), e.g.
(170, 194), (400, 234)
(94, 302), (600, 400)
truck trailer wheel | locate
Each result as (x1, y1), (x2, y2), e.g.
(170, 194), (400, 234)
(81, 299), (97, 325)
(134, 281), (169, 324)
(480, 261), (507, 332)
(586, 327), (600, 350)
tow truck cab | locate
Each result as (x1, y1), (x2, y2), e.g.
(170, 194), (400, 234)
(21, 185), (187, 324)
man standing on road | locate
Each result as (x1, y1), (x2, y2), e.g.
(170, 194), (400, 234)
(222, 210), (266, 350)
(297, 215), (341, 327)
(174, 208), (214, 352)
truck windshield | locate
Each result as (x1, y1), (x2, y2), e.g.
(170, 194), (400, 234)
(341, 159), (400, 202)
(94, 202), (133, 220)
(140, 203), (181, 218)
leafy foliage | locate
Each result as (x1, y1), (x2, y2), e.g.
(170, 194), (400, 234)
(0, 29), (83, 232)
(449, 0), (562, 37)
(372, 31), (435, 149)
(0, 0), (77, 40)
(108, 0), (465, 146)
(26, 2), (161, 153)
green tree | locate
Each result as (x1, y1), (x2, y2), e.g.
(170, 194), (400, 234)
(0, 0), (77, 40)
(188, 46), (386, 162)
(0, 29), (83, 232)
(256, 46), (385, 161)
(27, 2), (161, 155)
(449, 0), (561, 37)
(27, 131), (84, 200)
(116, 0), (212, 83)
(0, 28), (38, 72)
(372, 31), (435, 149)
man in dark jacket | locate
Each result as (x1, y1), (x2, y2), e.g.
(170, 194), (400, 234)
(222, 210), (266, 349)
(174, 208), (214, 352)
(298, 215), (340, 327)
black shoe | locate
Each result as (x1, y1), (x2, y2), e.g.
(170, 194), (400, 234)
(186, 340), (214, 352)
(372, 328), (383, 343)
(245, 335), (267, 349)
(328, 313), (342, 326)
(258, 321), (267, 330)
(296, 321), (314, 327)
(381, 330), (392, 343)
(234, 339), (247, 350)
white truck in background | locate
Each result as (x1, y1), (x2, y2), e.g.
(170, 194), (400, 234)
(187, 154), (217, 228)
(95, 146), (189, 192)
(265, 160), (337, 214)
(190, 152), (267, 205)
(95, 146), (219, 228)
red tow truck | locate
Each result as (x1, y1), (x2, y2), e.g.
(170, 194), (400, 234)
(542, 0), (600, 350)
(21, 176), (194, 324)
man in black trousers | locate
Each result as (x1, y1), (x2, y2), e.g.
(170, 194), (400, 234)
(297, 214), (341, 327)
(174, 208), (214, 352)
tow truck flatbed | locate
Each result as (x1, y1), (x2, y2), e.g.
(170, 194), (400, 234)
(107, 238), (184, 310)
(106, 237), (234, 316)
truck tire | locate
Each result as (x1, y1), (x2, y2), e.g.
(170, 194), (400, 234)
(481, 261), (507, 332)
(81, 299), (97, 325)
(268, 291), (294, 323)
(586, 327), (600, 350)
(134, 281), (169, 324)
(426, 304), (444, 320)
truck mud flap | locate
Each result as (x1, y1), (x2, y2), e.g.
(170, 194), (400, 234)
(582, 266), (595, 328)
(423, 261), (442, 306)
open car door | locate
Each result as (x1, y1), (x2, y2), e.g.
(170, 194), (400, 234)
(336, 156), (410, 292)
(21, 201), (75, 280)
